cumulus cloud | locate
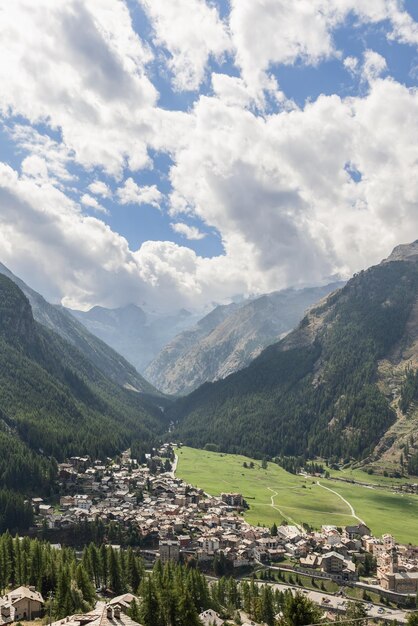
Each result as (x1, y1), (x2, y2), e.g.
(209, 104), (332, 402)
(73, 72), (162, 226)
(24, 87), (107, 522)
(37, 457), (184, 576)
(344, 56), (359, 75)
(171, 222), (206, 240)
(117, 178), (163, 208)
(362, 49), (388, 83)
(10, 125), (75, 184)
(80, 193), (108, 214)
(88, 180), (112, 198)
(139, 0), (231, 91)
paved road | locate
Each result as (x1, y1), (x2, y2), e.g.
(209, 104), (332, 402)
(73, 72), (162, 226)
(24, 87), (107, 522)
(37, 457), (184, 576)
(316, 481), (366, 524)
(257, 582), (408, 623)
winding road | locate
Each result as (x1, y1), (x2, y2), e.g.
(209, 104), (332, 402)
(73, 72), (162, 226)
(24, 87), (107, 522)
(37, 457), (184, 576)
(316, 481), (366, 524)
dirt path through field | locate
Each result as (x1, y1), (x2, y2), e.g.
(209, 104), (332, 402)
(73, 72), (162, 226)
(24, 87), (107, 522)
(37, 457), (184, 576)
(267, 487), (304, 530)
(316, 481), (366, 524)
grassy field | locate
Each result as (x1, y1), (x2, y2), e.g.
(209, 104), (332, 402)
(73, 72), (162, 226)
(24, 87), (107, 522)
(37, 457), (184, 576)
(176, 447), (418, 544)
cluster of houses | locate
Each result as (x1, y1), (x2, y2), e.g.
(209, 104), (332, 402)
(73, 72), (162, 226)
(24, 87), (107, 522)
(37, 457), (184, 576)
(28, 446), (418, 608)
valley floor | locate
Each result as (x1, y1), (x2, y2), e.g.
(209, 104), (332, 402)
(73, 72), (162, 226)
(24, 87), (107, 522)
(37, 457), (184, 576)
(176, 447), (418, 545)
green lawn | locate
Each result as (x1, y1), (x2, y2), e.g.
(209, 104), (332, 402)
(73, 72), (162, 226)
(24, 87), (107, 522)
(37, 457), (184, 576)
(176, 447), (418, 544)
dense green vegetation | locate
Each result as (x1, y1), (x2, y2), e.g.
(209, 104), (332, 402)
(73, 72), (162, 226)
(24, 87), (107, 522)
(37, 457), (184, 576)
(176, 447), (418, 544)
(0, 275), (165, 496)
(0, 490), (34, 533)
(171, 261), (418, 461)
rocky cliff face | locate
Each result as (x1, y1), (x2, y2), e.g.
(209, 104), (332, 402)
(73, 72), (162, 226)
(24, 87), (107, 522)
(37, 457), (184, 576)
(146, 283), (343, 395)
(382, 239), (418, 263)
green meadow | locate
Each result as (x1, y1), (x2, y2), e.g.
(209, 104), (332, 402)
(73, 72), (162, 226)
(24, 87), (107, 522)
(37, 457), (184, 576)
(176, 447), (418, 545)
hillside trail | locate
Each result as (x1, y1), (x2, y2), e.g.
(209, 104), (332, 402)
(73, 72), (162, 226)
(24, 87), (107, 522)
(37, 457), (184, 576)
(267, 487), (303, 531)
(316, 481), (366, 524)
(170, 453), (178, 477)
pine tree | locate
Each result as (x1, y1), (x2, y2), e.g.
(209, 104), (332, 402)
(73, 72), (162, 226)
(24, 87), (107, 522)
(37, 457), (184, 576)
(108, 548), (123, 595)
(177, 586), (201, 626)
(139, 577), (161, 626)
(75, 564), (96, 607)
(283, 592), (323, 626)
(129, 598), (141, 623)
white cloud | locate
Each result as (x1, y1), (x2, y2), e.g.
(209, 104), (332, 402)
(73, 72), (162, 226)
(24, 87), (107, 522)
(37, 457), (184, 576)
(88, 180), (112, 198)
(10, 125), (75, 184)
(344, 56), (359, 74)
(117, 177), (162, 208)
(211, 73), (254, 108)
(21, 155), (50, 182)
(81, 193), (108, 214)
(171, 222), (206, 240)
(139, 0), (231, 91)
(362, 49), (388, 83)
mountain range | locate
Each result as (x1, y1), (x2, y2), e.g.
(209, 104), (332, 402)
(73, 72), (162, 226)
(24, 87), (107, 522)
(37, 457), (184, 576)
(145, 284), (343, 395)
(169, 242), (418, 475)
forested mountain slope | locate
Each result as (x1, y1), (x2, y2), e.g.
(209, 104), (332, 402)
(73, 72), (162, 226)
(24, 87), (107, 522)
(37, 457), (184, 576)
(0, 275), (165, 495)
(146, 284), (342, 395)
(0, 262), (157, 394)
(170, 243), (418, 463)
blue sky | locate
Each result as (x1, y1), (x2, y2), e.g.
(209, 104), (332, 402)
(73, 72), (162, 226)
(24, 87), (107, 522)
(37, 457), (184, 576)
(0, 1), (418, 311)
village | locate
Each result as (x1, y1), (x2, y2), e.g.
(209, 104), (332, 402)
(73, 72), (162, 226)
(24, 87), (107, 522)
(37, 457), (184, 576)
(3, 444), (416, 626)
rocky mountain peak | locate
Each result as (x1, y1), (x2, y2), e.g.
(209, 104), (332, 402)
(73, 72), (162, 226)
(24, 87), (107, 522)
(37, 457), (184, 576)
(383, 240), (418, 264)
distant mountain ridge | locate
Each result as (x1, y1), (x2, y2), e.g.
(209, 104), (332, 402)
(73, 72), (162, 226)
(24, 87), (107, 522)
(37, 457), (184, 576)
(0, 262), (157, 394)
(69, 303), (202, 374)
(146, 283), (343, 395)
(169, 242), (418, 473)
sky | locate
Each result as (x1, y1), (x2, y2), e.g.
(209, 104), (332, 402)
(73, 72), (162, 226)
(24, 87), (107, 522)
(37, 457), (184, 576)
(0, 0), (418, 313)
